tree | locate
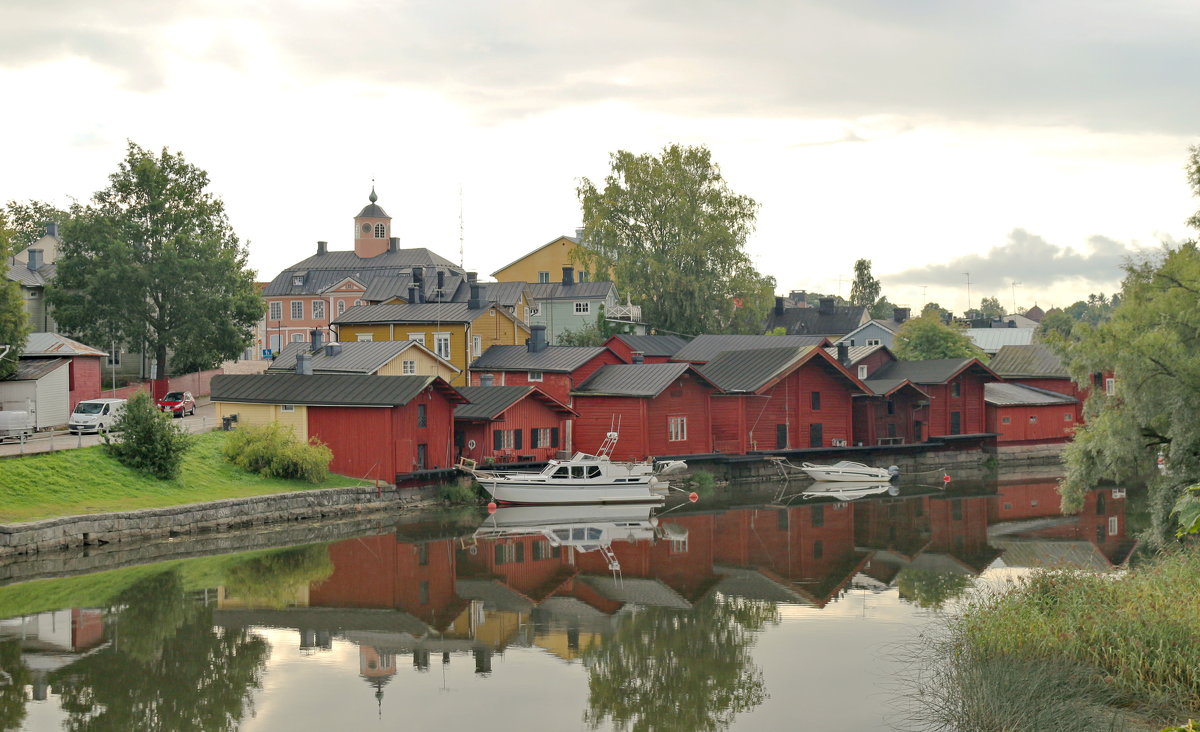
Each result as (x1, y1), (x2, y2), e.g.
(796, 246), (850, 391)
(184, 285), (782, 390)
(849, 259), (881, 309)
(869, 294), (898, 320)
(48, 142), (263, 380)
(558, 305), (632, 347)
(0, 215), (30, 378)
(921, 302), (951, 321)
(978, 296), (1005, 320)
(893, 316), (987, 362)
(105, 391), (193, 479)
(1036, 309), (1075, 341)
(576, 144), (774, 335)
(2, 199), (69, 252)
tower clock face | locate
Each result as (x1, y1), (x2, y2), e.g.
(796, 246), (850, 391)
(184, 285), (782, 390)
(360, 223), (371, 233)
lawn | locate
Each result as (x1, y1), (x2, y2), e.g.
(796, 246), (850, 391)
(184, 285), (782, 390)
(0, 431), (370, 523)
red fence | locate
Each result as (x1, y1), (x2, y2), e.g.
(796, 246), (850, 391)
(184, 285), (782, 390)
(100, 368), (223, 400)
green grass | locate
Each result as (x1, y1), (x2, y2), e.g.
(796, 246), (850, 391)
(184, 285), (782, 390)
(0, 432), (369, 523)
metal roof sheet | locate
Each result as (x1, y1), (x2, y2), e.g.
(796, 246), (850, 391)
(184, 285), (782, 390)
(266, 340), (441, 375)
(985, 382), (1077, 406)
(22, 332), (107, 358)
(333, 302), (483, 325)
(524, 280), (615, 301)
(870, 358), (990, 385)
(573, 362), (692, 397)
(671, 334), (827, 363)
(5, 357), (69, 381)
(763, 304), (869, 337)
(355, 202), (390, 218)
(965, 327), (1036, 354)
(823, 344), (886, 365)
(607, 334), (691, 357)
(697, 346), (814, 392)
(859, 377), (928, 398)
(5, 261), (54, 287)
(453, 386), (535, 420)
(470, 345), (608, 372)
(988, 343), (1069, 378)
(262, 249), (461, 296)
(210, 373), (441, 407)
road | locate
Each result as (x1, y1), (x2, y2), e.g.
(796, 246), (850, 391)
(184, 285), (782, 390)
(0, 400), (218, 459)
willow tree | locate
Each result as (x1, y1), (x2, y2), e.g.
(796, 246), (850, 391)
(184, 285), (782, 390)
(576, 144), (774, 335)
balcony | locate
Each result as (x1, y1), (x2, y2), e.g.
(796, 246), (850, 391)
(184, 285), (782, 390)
(606, 302), (642, 322)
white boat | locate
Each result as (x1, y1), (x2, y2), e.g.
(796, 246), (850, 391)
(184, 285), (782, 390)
(800, 460), (895, 482)
(459, 431), (687, 505)
(803, 481), (898, 501)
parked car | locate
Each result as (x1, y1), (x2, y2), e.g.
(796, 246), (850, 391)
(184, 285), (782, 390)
(68, 398), (127, 434)
(157, 391), (196, 417)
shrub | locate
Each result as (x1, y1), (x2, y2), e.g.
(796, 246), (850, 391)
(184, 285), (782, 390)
(690, 470), (716, 494)
(223, 422), (332, 483)
(105, 391), (192, 479)
(441, 477), (481, 504)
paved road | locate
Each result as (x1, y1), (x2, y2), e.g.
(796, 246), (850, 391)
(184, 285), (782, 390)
(0, 401), (218, 459)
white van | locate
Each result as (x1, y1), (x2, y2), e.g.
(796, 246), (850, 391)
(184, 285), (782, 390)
(69, 398), (127, 434)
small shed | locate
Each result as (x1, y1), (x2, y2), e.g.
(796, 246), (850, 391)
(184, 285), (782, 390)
(0, 358), (70, 429)
(22, 332), (108, 411)
(985, 382), (1079, 444)
(454, 385), (576, 464)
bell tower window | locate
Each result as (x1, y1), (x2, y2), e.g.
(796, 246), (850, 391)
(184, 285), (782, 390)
(374, 223), (386, 238)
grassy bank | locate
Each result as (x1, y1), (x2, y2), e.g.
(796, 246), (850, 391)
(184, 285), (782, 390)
(0, 432), (369, 523)
(919, 546), (1200, 729)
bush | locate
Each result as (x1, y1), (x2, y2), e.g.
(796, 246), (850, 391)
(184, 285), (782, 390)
(691, 470), (716, 494)
(223, 422), (332, 483)
(105, 391), (192, 479)
(441, 477), (481, 504)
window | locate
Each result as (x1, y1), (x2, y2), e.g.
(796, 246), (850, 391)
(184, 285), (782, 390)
(472, 335), (482, 357)
(337, 300), (346, 315)
(951, 499), (963, 520)
(356, 333), (373, 342)
(355, 299), (362, 306)
(281, 404), (295, 413)
(291, 333), (304, 343)
(1029, 415), (1038, 424)
(574, 302), (590, 314)
(1065, 412), (1073, 421)
(291, 274), (304, 286)
(434, 333), (451, 359)
(408, 333), (426, 347)
(312, 300), (325, 320)
(866, 338), (881, 346)
(527, 371), (543, 382)
(950, 380), (961, 398)
(290, 301), (303, 320)
(858, 365), (867, 379)
(269, 334), (282, 351)
(416, 443), (427, 469)
(494, 430), (516, 450)
(417, 544), (429, 566)
(1001, 416), (1011, 424)
(416, 404), (427, 428)
(950, 411), (961, 434)
(886, 399), (895, 415)
(1108, 516), (1119, 535)
(27, 289), (39, 298)
(419, 580), (429, 605)
(537, 272), (550, 283)
(810, 391), (821, 410)
(530, 427), (558, 448)
(668, 416), (687, 442)
(402, 360), (416, 374)
(107, 349), (122, 366)
(671, 535), (689, 554)
(269, 301), (282, 321)
(528, 304), (541, 317)
(1105, 377), (1116, 396)
(579, 271), (589, 282)
(374, 223), (386, 238)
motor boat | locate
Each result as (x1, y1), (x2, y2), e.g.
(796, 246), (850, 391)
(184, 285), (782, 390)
(802, 481), (899, 501)
(799, 460), (896, 482)
(458, 431), (687, 505)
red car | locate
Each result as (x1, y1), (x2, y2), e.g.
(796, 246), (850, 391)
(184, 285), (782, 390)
(157, 391), (196, 417)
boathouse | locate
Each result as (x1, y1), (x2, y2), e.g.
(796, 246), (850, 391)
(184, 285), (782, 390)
(984, 382), (1079, 444)
(454, 385), (576, 464)
(863, 358), (997, 439)
(468, 325), (623, 406)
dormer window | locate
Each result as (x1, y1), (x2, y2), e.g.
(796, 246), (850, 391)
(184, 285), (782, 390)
(291, 274), (304, 287)
(374, 223), (386, 238)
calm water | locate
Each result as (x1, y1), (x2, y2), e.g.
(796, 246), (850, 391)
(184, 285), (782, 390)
(0, 475), (1137, 732)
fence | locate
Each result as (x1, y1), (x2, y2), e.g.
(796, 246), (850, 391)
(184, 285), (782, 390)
(99, 368), (223, 400)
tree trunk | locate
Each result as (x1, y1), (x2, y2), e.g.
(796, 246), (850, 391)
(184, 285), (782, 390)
(152, 341), (170, 401)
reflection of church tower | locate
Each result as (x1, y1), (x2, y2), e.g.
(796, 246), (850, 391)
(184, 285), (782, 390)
(354, 186), (392, 258)
(359, 645), (397, 712)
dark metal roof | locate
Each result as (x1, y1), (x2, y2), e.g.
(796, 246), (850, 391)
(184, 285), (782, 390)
(210, 373), (457, 407)
(985, 382), (1077, 406)
(470, 345), (609, 372)
(763, 305), (868, 337)
(333, 302), (489, 325)
(607, 334), (691, 357)
(573, 363), (692, 398)
(5, 357), (68, 382)
(823, 344), (887, 365)
(454, 386), (576, 420)
(698, 346), (814, 393)
(477, 281), (530, 308)
(262, 250), (461, 297)
(671, 334), (828, 363)
(266, 341), (438, 375)
(988, 343), (1069, 378)
(859, 377), (930, 398)
(524, 281), (615, 301)
(355, 203), (390, 218)
(870, 358), (996, 385)
(6, 260), (54, 287)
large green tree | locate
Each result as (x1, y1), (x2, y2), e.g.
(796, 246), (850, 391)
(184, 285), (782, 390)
(2, 200), (69, 252)
(0, 215), (30, 379)
(893, 316), (987, 361)
(977, 296), (1005, 320)
(849, 258), (881, 309)
(576, 144), (774, 335)
(49, 143), (262, 378)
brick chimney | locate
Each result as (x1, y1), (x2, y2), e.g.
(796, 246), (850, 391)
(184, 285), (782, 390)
(819, 297), (835, 315)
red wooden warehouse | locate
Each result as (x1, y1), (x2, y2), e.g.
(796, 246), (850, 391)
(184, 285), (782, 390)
(211, 373), (466, 483)
(23, 332), (106, 411)
(984, 382), (1079, 444)
(864, 358), (998, 439)
(571, 362), (719, 461)
(454, 385), (576, 464)
(469, 325), (623, 407)
(989, 343), (1085, 424)
(603, 334), (692, 364)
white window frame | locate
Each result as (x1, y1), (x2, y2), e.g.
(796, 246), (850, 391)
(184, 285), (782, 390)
(291, 275), (304, 286)
(290, 301), (304, 320)
(537, 272), (550, 283)
(528, 304), (541, 317)
(374, 223), (386, 238)
(312, 299), (325, 320)
(857, 365), (867, 379)
(337, 300), (346, 315)
(408, 333), (426, 347)
(1064, 412), (1073, 421)
(269, 301), (282, 321)
(866, 338), (881, 346)
(1001, 416), (1011, 424)
(27, 289), (39, 298)
(280, 404), (295, 413)
(668, 416), (687, 442)
(534, 427), (552, 447)
(497, 430), (515, 450)
(434, 332), (452, 360)
(1105, 377), (1116, 396)
(290, 333), (304, 343)
(1108, 516), (1118, 535)
(472, 335), (482, 357)
(528, 371), (543, 382)
(1029, 415), (1038, 424)
(574, 301), (590, 314)
(578, 271), (589, 282)
(356, 333), (374, 342)
(402, 359), (416, 375)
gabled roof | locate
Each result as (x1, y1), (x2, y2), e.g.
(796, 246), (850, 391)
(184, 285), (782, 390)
(454, 385), (576, 420)
(470, 345), (610, 372)
(763, 304), (868, 337)
(210, 373), (466, 407)
(605, 334), (691, 358)
(823, 343), (889, 365)
(6, 260), (54, 287)
(671, 334), (828, 363)
(858, 377), (930, 399)
(262, 250), (461, 297)
(4, 357), (69, 382)
(22, 332), (107, 358)
(490, 235), (580, 277)
(573, 362), (706, 398)
(985, 382), (1077, 407)
(838, 318), (901, 343)
(870, 358), (998, 385)
(699, 346), (809, 393)
(266, 340), (459, 375)
(964, 327), (1035, 354)
(524, 280), (615, 301)
(988, 343), (1069, 379)
(332, 302), (526, 331)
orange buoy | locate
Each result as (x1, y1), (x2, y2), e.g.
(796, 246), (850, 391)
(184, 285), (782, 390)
(688, 492), (699, 503)
(943, 474), (951, 484)
(487, 502), (497, 514)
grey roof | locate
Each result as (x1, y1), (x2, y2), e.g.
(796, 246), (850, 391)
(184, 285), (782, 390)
(607, 334), (691, 357)
(985, 382), (1077, 407)
(210, 373), (445, 407)
(573, 362), (693, 398)
(860, 377), (928, 398)
(5, 357), (68, 381)
(870, 358), (993, 385)
(333, 302), (488, 325)
(698, 346), (816, 393)
(991, 539), (1114, 571)
(454, 579), (535, 613)
(6, 260), (54, 287)
(266, 341), (442, 375)
(965, 327), (1035, 354)
(454, 385), (574, 420)
(988, 343), (1069, 378)
(671, 334), (828, 363)
(476, 281), (530, 308)
(22, 332), (107, 358)
(577, 576), (691, 609)
(355, 202), (389, 218)
(470, 345), (609, 372)
(823, 344), (887, 365)
(525, 280), (615, 301)
(262, 249), (461, 297)
(763, 304), (868, 337)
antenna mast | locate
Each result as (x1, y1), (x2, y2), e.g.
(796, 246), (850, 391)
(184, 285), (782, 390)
(458, 184), (464, 268)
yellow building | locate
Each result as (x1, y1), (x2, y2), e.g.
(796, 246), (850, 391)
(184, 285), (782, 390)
(333, 302), (530, 386)
(491, 234), (595, 284)
(265, 339), (459, 381)
(214, 401), (310, 439)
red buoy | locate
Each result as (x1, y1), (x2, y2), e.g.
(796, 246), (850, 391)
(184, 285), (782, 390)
(943, 474), (952, 484)
(688, 492), (699, 503)
(487, 502), (497, 514)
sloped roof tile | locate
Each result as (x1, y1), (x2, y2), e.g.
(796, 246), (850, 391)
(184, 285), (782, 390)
(671, 334), (827, 363)
(470, 345), (609, 372)
(210, 373), (456, 407)
(573, 362), (693, 398)
(988, 343), (1069, 378)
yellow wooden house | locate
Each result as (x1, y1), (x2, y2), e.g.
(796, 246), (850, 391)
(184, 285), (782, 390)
(265, 339), (459, 381)
(491, 234), (595, 284)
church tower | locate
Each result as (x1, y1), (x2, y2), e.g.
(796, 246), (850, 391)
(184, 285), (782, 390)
(354, 186), (392, 258)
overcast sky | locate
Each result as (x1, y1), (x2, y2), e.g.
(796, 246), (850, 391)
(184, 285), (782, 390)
(2, 0), (1198, 314)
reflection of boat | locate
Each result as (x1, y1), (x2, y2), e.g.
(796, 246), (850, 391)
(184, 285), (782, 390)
(803, 481), (898, 501)
(459, 431), (686, 505)
(800, 461), (894, 482)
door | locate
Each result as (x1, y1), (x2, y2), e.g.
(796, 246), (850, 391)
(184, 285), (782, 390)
(809, 423), (823, 448)
(950, 411), (961, 435)
(914, 421), (923, 442)
(416, 443), (427, 471)
(776, 424), (788, 449)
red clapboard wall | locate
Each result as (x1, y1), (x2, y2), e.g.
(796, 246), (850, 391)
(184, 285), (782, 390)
(986, 403), (1078, 444)
(456, 392), (571, 464)
(572, 371), (715, 460)
(67, 356), (103, 411)
(923, 365), (990, 437)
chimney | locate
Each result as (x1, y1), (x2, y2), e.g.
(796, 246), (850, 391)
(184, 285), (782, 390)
(296, 352), (313, 375)
(436, 269), (445, 290)
(26, 249), (42, 272)
(480, 373), (495, 387)
(466, 271), (478, 284)
(631, 351), (645, 364)
(1008, 319), (1016, 328)
(893, 307), (910, 323)
(412, 266), (424, 284)
(562, 266), (574, 286)
(407, 284), (418, 303)
(310, 328), (324, 352)
(836, 342), (849, 365)
(388, 237), (399, 253)
(819, 297), (835, 315)
(790, 290), (806, 305)
(528, 324), (548, 353)
(324, 342), (342, 357)
(575, 227), (585, 240)
(468, 283), (483, 310)
(316, 240), (327, 256)
(45, 222), (58, 238)
(774, 296), (785, 316)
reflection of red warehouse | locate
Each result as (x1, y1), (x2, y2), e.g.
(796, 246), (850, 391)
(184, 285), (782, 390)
(454, 386), (576, 464)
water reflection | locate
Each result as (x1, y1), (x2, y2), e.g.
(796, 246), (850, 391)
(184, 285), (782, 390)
(0, 478), (1138, 731)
